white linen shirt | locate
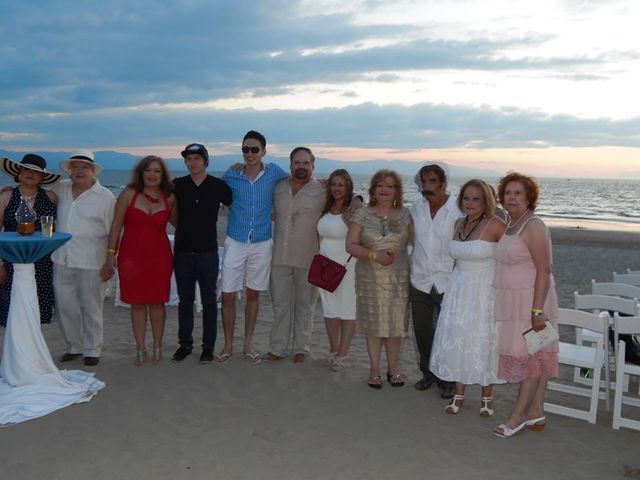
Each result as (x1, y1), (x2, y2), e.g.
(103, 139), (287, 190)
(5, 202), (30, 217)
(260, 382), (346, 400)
(409, 193), (463, 294)
(50, 179), (116, 270)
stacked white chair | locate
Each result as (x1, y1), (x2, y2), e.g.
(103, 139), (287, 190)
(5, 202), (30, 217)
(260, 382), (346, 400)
(613, 272), (640, 287)
(612, 314), (640, 431)
(591, 279), (640, 300)
(572, 292), (639, 409)
(545, 308), (609, 424)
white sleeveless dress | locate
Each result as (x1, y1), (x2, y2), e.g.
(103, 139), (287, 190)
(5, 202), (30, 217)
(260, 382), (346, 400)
(316, 213), (356, 320)
(429, 239), (503, 386)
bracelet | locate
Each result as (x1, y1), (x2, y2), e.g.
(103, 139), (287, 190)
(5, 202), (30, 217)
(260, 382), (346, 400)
(106, 248), (117, 254)
(531, 309), (544, 317)
(368, 251), (376, 262)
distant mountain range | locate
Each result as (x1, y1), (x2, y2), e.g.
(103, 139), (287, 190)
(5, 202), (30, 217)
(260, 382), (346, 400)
(2, 149), (638, 179)
(0, 149), (500, 178)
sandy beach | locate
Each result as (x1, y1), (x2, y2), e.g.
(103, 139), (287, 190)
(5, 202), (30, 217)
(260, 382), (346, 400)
(1, 224), (639, 480)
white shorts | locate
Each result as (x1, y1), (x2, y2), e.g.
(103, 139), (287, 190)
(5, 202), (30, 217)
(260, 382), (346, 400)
(221, 237), (272, 292)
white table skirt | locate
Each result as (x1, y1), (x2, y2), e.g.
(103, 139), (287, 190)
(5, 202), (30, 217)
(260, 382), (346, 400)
(0, 264), (105, 425)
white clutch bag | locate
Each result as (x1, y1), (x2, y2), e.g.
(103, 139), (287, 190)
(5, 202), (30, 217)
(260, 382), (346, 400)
(522, 321), (559, 355)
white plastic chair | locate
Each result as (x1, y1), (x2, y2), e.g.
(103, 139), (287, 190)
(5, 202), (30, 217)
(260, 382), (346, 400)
(627, 268), (640, 275)
(545, 308), (608, 424)
(612, 315), (640, 431)
(591, 279), (640, 300)
(613, 272), (640, 287)
(573, 292), (639, 402)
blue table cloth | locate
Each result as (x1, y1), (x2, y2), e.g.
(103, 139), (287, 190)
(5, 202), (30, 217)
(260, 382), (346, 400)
(0, 232), (71, 264)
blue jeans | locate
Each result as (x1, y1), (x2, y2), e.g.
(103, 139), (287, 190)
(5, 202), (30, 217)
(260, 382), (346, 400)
(174, 251), (219, 350)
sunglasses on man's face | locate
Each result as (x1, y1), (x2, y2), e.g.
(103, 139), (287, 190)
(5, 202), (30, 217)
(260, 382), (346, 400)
(241, 146), (261, 154)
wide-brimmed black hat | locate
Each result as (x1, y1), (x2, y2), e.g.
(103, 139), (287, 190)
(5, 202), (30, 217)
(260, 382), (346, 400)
(0, 154), (61, 186)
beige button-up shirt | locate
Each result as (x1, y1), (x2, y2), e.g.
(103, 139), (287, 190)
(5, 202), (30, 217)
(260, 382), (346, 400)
(409, 193), (463, 294)
(271, 178), (325, 269)
(50, 179), (116, 270)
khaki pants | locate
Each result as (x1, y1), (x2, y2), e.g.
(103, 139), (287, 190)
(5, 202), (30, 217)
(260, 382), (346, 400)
(54, 264), (107, 357)
(269, 265), (318, 357)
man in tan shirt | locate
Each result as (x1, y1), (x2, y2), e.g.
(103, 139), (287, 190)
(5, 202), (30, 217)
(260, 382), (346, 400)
(263, 147), (326, 363)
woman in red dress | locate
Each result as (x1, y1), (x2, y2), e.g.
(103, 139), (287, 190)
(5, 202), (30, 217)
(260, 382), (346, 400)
(105, 156), (176, 365)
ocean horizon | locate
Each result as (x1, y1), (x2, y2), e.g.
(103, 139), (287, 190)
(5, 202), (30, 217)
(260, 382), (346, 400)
(1, 168), (638, 232)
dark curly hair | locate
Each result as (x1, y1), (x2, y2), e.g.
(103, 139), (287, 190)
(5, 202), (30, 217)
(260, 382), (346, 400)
(128, 155), (173, 195)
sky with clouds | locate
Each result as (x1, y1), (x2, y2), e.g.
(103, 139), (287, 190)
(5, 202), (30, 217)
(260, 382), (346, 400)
(1, 0), (639, 177)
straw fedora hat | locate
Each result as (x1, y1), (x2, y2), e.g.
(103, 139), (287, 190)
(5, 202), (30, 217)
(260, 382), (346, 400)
(59, 149), (103, 175)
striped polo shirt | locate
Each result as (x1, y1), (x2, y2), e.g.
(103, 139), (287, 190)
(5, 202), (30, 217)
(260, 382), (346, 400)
(223, 162), (289, 243)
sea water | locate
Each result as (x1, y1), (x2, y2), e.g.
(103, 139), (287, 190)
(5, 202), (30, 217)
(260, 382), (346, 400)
(3, 169), (637, 231)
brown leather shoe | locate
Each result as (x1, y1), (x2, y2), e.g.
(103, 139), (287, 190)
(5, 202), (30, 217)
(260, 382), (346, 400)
(61, 353), (82, 362)
(262, 352), (283, 363)
(293, 353), (305, 363)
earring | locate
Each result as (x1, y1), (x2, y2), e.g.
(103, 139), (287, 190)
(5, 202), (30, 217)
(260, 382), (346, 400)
(392, 198), (397, 208)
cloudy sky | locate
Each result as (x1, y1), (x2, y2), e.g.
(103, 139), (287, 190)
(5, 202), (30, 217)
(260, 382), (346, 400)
(2, 0), (639, 177)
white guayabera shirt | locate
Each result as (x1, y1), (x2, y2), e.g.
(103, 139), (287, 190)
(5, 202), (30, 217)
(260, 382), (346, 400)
(409, 193), (463, 295)
(50, 179), (116, 270)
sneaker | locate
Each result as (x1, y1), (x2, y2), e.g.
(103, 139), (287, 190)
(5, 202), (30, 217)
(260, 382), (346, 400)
(172, 347), (193, 363)
(200, 348), (214, 364)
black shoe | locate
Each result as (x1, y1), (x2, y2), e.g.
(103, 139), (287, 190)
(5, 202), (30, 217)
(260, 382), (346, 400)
(61, 353), (82, 362)
(172, 347), (193, 363)
(84, 356), (100, 366)
(440, 384), (455, 399)
(414, 375), (436, 391)
(199, 348), (214, 364)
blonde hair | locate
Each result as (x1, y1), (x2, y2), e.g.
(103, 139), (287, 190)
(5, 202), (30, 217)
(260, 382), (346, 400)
(457, 179), (496, 216)
(368, 169), (403, 208)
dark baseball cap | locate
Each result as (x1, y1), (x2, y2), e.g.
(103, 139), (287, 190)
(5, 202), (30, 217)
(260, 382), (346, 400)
(181, 143), (209, 162)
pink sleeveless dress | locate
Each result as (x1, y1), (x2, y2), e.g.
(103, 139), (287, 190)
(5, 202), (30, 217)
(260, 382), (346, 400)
(493, 217), (559, 382)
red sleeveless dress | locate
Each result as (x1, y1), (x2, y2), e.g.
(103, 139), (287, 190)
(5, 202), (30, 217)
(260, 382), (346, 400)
(117, 192), (173, 304)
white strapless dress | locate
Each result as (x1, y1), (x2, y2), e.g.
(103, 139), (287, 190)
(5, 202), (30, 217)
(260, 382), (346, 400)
(429, 240), (503, 386)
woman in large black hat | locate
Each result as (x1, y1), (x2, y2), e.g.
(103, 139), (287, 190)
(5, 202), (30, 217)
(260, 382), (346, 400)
(0, 154), (61, 326)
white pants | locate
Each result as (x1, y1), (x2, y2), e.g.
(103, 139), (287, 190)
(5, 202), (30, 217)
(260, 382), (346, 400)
(54, 264), (107, 357)
(269, 265), (318, 356)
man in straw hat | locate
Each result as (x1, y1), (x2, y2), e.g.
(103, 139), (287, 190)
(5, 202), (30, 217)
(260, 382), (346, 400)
(50, 149), (116, 367)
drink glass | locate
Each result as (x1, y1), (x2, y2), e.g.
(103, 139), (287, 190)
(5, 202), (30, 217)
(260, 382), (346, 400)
(41, 216), (55, 237)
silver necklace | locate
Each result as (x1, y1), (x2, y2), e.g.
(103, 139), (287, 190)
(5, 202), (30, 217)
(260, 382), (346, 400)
(507, 209), (531, 229)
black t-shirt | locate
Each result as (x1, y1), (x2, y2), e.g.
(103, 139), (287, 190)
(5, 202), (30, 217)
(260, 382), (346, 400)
(173, 175), (232, 253)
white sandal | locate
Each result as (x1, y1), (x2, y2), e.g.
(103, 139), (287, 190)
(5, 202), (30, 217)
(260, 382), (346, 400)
(479, 396), (494, 417)
(494, 420), (527, 438)
(330, 356), (348, 372)
(445, 394), (465, 414)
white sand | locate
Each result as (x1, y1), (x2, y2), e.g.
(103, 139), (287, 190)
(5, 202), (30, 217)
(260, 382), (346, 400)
(1, 227), (639, 479)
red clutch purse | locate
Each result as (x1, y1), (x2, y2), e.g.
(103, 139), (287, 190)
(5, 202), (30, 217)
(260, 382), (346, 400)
(308, 254), (352, 292)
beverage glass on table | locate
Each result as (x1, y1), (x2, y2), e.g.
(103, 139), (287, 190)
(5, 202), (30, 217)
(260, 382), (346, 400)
(41, 216), (55, 237)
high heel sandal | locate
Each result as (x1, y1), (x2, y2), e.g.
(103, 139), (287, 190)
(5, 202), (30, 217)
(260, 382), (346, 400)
(445, 394), (464, 414)
(479, 396), (494, 417)
(386, 372), (405, 387)
(152, 347), (162, 365)
(524, 416), (546, 431)
(494, 420), (528, 438)
(134, 350), (147, 366)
